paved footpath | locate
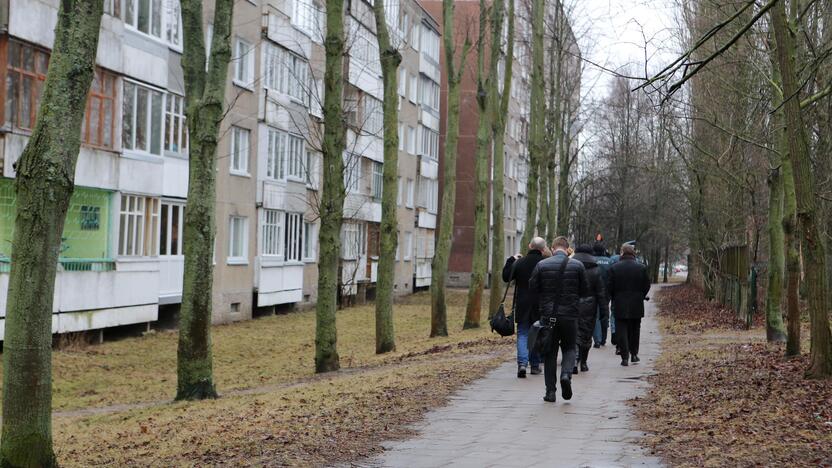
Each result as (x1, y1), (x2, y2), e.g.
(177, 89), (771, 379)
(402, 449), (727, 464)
(359, 286), (666, 468)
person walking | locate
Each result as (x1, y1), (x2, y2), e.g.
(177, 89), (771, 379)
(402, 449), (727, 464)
(572, 244), (608, 373)
(502, 237), (548, 378)
(607, 243), (651, 366)
(592, 242), (612, 348)
(529, 236), (587, 402)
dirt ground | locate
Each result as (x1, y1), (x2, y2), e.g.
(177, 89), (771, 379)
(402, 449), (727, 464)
(634, 284), (832, 467)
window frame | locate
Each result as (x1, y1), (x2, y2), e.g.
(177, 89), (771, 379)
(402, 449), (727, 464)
(159, 201), (185, 257)
(233, 37), (255, 89)
(227, 215), (249, 264)
(229, 126), (251, 176)
(118, 194), (160, 257)
(122, 79), (165, 159)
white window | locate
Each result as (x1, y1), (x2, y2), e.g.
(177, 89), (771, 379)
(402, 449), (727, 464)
(418, 176), (438, 213)
(230, 126), (250, 175)
(292, 0), (320, 37)
(421, 26), (440, 63)
(398, 123), (405, 151)
(233, 38), (254, 87)
(411, 23), (420, 51)
(399, 12), (409, 39)
(284, 212), (304, 262)
(396, 230), (401, 261)
(124, 0), (163, 39)
(407, 126), (416, 154)
(344, 153), (361, 194)
(122, 81), (164, 157)
(406, 178), (414, 208)
(287, 134), (304, 179)
(303, 222), (316, 260)
(305, 150), (320, 189)
(164, 94), (188, 156)
(166, 0), (182, 46)
(363, 96), (383, 135)
(397, 176), (403, 206)
(420, 125), (439, 160)
(420, 76), (439, 112)
(160, 202), (185, 256)
(372, 161), (383, 200)
(261, 209), (284, 256)
(118, 195), (159, 257)
(409, 75), (418, 104)
(341, 222), (367, 259)
(351, 21), (381, 75)
(228, 216), (248, 263)
(398, 68), (406, 97)
(266, 129), (286, 180)
(404, 231), (412, 260)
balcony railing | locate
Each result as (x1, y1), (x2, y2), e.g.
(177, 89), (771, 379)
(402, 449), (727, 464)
(0, 257), (115, 273)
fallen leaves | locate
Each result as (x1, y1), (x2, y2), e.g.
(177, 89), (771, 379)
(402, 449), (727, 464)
(634, 284), (832, 467)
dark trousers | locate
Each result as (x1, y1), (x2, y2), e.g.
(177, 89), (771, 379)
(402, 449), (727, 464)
(616, 317), (641, 359)
(542, 318), (577, 391)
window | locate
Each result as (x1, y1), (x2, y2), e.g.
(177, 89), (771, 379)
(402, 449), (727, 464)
(265, 44), (310, 104)
(124, 0), (163, 38)
(420, 76), (439, 112)
(398, 68), (406, 97)
(104, 0), (121, 17)
(228, 216), (248, 263)
(344, 153), (360, 194)
(166, 0), (182, 46)
(5, 40), (49, 130)
(397, 176), (403, 206)
(418, 176), (438, 213)
(230, 126), (250, 175)
(122, 81), (164, 156)
(341, 222), (367, 259)
(292, 0), (320, 37)
(409, 75), (418, 104)
(362, 96), (383, 135)
(160, 202), (185, 256)
(372, 161), (383, 200)
(233, 38), (254, 87)
(420, 125), (439, 160)
(164, 94), (188, 156)
(266, 128), (304, 181)
(407, 126), (416, 154)
(303, 222), (316, 260)
(398, 124), (405, 151)
(118, 195), (159, 256)
(82, 68), (117, 149)
(305, 151), (320, 189)
(406, 178), (414, 208)
(421, 27), (440, 63)
(284, 212), (304, 262)
(261, 209), (284, 256)
(351, 22), (381, 76)
(404, 232), (412, 260)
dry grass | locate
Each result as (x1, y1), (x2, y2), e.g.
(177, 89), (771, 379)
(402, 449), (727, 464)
(1, 289), (500, 412)
(634, 285), (832, 467)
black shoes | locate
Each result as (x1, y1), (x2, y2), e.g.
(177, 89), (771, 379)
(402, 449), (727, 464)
(593, 343), (601, 349)
(543, 389), (557, 402)
(530, 365), (542, 375)
(621, 358), (629, 367)
(560, 377), (573, 400)
(517, 365), (527, 378)
(572, 366), (579, 375)
(580, 362), (589, 372)
(631, 355), (640, 364)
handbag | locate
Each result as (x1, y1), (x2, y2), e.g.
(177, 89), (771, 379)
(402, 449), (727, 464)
(489, 280), (516, 337)
(527, 256), (569, 355)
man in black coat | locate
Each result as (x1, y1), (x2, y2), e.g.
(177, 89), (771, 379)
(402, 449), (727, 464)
(502, 237), (548, 378)
(607, 243), (651, 366)
(529, 236), (587, 402)
(572, 244), (608, 373)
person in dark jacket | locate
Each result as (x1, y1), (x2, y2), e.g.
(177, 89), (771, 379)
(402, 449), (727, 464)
(592, 242), (612, 347)
(572, 244), (608, 373)
(529, 236), (587, 402)
(607, 243), (651, 366)
(502, 237), (548, 378)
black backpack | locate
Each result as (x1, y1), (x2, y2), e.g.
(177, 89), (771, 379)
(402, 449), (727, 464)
(489, 281), (515, 337)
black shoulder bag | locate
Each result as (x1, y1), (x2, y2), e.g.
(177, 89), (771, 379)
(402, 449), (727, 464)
(529, 257), (569, 355)
(489, 280), (516, 337)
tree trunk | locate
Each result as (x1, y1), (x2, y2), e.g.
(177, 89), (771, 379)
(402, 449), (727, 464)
(315, 0), (348, 371)
(548, 12), (563, 240)
(771, 1), (832, 377)
(663, 242), (670, 283)
(372, 0), (401, 354)
(430, 0), (471, 337)
(488, 0), (515, 317)
(783, 154), (801, 355)
(175, 0), (234, 401)
(464, 0), (497, 329)
(0, 1), (103, 465)
(521, 0), (546, 249)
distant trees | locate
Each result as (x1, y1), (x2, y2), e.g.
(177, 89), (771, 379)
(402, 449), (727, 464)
(0, 1), (104, 465)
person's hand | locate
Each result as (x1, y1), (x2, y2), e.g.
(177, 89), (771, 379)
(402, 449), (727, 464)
(514, 254), (522, 259)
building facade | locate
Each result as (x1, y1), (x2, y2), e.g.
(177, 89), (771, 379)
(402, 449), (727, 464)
(0, 0), (439, 338)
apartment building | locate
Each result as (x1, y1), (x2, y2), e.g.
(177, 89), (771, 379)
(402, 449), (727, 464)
(0, 0), (439, 338)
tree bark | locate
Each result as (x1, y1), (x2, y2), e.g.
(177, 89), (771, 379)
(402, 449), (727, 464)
(548, 8), (564, 239)
(521, 0), (546, 249)
(372, 0), (401, 354)
(315, 0), (347, 371)
(430, 0), (471, 337)
(464, 0), (496, 329)
(488, 0), (515, 317)
(0, 1), (103, 465)
(175, 0), (234, 401)
(771, 1), (832, 377)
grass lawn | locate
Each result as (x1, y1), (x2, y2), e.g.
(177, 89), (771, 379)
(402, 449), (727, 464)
(0, 290), (501, 412)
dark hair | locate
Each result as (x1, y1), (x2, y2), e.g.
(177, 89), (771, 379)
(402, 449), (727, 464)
(593, 242), (606, 255)
(575, 244), (593, 254)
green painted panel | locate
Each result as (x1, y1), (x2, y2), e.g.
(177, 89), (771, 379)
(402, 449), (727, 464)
(0, 177), (112, 259)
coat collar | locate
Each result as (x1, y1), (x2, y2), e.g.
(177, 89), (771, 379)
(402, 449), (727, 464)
(527, 249), (543, 257)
